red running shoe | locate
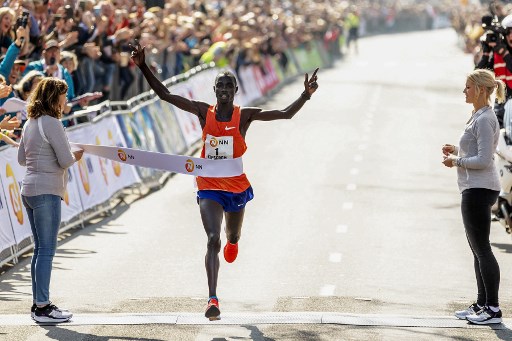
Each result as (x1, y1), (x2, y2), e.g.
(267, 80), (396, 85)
(205, 297), (220, 321)
(224, 242), (238, 263)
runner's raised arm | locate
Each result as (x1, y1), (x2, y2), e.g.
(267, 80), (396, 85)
(130, 42), (209, 122)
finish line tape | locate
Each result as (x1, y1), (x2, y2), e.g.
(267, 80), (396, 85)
(71, 143), (243, 177)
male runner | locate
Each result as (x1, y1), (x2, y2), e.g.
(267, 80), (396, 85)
(131, 42), (318, 320)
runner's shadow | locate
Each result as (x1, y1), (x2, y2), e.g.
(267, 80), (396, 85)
(209, 326), (276, 341)
(42, 326), (165, 341)
(491, 243), (512, 254)
(244, 325), (276, 341)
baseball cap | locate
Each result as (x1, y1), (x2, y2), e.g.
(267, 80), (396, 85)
(43, 39), (60, 50)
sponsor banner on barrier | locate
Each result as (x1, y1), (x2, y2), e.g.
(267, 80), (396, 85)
(263, 57), (280, 91)
(149, 99), (187, 155)
(61, 167), (83, 223)
(67, 126), (110, 211)
(138, 105), (164, 152)
(185, 68), (217, 103)
(91, 115), (141, 196)
(292, 44), (324, 73)
(71, 143), (244, 177)
(115, 111), (162, 180)
(168, 83), (202, 147)
(238, 66), (263, 104)
(0, 174), (16, 253)
(0, 147), (32, 244)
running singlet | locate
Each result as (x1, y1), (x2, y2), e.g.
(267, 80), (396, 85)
(196, 105), (251, 193)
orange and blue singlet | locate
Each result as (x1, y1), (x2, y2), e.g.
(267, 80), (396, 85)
(196, 105), (254, 211)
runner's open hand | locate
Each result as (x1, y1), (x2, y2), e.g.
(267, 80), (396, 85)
(129, 41), (146, 67)
(304, 68), (319, 96)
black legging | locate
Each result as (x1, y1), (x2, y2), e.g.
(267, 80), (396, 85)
(461, 188), (500, 307)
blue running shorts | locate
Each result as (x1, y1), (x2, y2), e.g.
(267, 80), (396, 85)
(197, 186), (254, 212)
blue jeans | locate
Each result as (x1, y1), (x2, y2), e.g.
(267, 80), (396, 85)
(22, 194), (61, 305)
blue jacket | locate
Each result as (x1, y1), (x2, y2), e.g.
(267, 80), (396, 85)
(23, 60), (75, 100)
(0, 42), (20, 80)
(0, 42), (20, 106)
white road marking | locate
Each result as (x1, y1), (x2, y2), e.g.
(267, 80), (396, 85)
(336, 225), (348, 233)
(0, 312), (501, 327)
(350, 168), (359, 175)
(346, 184), (357, 191)
(354, 155), (363, 162)
(342, 202), (353, 210)
(320, 285), (336, 296)
(329, 253), (342, 263)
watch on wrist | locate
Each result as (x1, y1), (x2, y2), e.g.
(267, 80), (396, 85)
(452, 159), (458, 167)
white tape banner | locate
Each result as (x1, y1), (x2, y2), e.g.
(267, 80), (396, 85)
(71, 143), (243, 177)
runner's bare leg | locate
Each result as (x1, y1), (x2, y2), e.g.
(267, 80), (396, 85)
(199, 199), (223, 297)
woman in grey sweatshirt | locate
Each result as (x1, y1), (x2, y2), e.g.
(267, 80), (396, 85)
(17, 77), (83, 323)
(442, 69), (505, 325)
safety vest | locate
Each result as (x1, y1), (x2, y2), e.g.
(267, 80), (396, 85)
(494, 52), (512, 89)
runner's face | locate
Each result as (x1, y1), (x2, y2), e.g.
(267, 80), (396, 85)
(214, 76), (237, 104)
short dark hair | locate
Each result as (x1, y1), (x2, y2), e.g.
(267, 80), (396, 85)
(215, 71), (237, 87)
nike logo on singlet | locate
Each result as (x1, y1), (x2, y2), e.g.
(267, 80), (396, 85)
(225, 126), (236, 130)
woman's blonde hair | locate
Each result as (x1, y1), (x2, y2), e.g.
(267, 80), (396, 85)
(467, 69), (506, 104)
(27, 77), (68, 119)
(0, 8), (15, 39)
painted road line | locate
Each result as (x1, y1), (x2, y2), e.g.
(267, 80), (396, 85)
(342, 202), (353, 210)
(0, 312), (509, 328)
(320, 285), (336, 296)
(329, 253), (342, 263)
(336, 225), (348, 233)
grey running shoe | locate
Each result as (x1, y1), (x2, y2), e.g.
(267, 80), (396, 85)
(455, 303), (481, 320)
(466, 306), (502, 325)
(33, 304), (73, 323)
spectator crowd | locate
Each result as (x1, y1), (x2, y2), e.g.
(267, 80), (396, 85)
(0, 0), (452, 143)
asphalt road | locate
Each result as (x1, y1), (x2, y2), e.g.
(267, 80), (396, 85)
(2, 28), (512, 340)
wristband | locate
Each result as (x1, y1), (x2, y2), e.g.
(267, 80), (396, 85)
(301, 91), (311, 100)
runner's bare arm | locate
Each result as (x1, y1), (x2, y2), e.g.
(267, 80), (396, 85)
(244, 68), (319, 122)
(130, 42), (209, 119)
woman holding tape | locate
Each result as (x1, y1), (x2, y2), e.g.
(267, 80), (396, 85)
(18, 77), (83, 323)
(131, 42), (318, 320)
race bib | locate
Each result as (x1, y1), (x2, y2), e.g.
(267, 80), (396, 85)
(205, 134), (234, 160)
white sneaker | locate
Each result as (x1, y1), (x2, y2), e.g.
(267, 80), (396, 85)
(33, 304), (73, 323)
(455, 303), (481, 320)
(466, 306), (502, 325)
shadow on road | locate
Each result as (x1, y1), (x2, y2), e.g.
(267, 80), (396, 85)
(42, 326), (165, 341)
(243, 325), (276, 341)
(0, 202), (131, 305)
(494, 324), (512, 340)
(491, 242), (512, 254)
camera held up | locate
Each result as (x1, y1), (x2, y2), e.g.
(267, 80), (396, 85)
(16, 12), (29, 30)
(481, 14), (506, 44)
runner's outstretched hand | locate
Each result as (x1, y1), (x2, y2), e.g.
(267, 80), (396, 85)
(304, 68), (319, 97)
(130, 41), (146, 67)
